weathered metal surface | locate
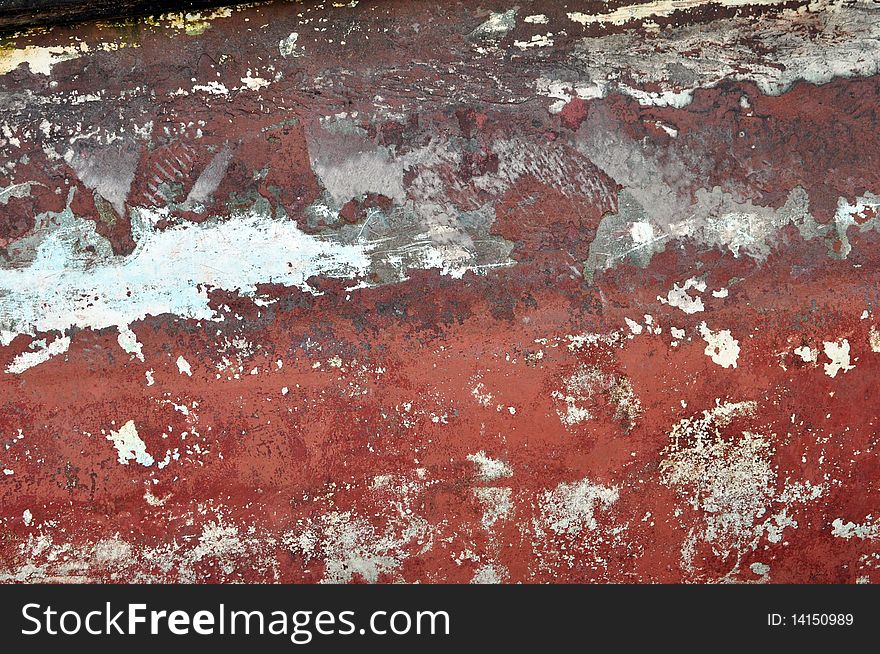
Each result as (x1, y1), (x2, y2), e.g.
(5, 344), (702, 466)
(0, 0), (231, 31)
(1, 0), (880, 583)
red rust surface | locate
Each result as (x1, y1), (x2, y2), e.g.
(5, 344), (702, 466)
(1, 0), (880, 583)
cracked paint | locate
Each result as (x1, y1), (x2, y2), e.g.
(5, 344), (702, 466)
(1, 0), (880, 584)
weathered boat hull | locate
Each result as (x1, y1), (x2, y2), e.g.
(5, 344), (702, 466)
(1, 1), (879, 584)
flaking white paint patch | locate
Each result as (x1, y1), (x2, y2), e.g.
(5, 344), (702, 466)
(106, 420), (154, 467)
(467, 451), (513, 481)
(625, 317), (643, 335)
(471, 382), (494, 407)
(660, 278), (706, 314)
(661, 401), (823, 578)
(655, 121), (678, 137)
(698, 322), (740, 369)
(191, 81), (229, 96)
(1, 40), (141, 77)
(176, 356), (192, 376)
(279, 33), (305, 58)
(183, 146), (234, 210)
(149, 7), (235, 35)
(0, 182), (37, 205)
(64, 145), (139, 217)
(794, 345), (818, 363)
(552, 3), (880, 117)
(535, 77), (605, 113)
(287, 476), (430, 583)
(750, 562), (770, 577)
(5, 335), (70, 374)
(471, 564), (506, 583)
(0, 44), (86, 76)
(870, 327), (880, 353)
(0, 208), (370, 348)
(239, 73), (271, 90)
(514, 34), (554, 50)
(473, 487), (513, 529)
(630, 221), (654, 243)
(620, 85), (694, 108)
(823, 339), (854, 378)
(553, 363), (641, 431)
(398, 233), (513, 279)
(117, 327), (144, 362)
(831, 517), (879, 540)
(534, 478), (619, 536)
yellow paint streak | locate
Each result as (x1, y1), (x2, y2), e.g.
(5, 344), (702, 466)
(144, 4), (263, 36)
(0, 40), (138, 76)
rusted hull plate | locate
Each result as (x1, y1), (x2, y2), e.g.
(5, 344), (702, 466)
(1, 1), (880, 583)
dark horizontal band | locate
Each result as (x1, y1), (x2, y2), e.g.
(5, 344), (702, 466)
(0, 0), (230, 31)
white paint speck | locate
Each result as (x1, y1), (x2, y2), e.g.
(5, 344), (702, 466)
(660, 277), (706, 314)
(117, 326), (144, 361)
(698, 322), (740, 369)
(625, 317), (643, 335)
(793, 345), (817, 363)
(279, 32), (305, 58)
(176, 355), (192, 376)
(106, 420), (154, 467)
(823, 339), (854, 378)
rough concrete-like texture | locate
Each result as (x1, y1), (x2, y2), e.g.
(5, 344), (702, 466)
(1, 0), (880, 583)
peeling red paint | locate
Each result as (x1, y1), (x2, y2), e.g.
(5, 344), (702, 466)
(1, 1), (880, 584)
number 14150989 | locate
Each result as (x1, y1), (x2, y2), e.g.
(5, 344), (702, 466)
(768, 613), (854, 627)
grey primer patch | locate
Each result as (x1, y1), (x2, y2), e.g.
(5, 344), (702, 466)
(579, 104), (880, 280)
(561, 4), (880, 104)
(183, 144), (235, 211)
(469, 9), (518, 41)
(585, 183), (880, 281)
(0, 181), (39, 205)
(584, 190), (666, 283)
(64, 142), (140, 216)
(304, 124), (517, 283)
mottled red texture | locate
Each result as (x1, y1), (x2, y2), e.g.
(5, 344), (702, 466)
(1, 1), (879, 584)
(1, 234), (878, 582)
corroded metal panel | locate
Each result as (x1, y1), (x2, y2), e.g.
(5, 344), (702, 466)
(1, 0), (879, 583)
